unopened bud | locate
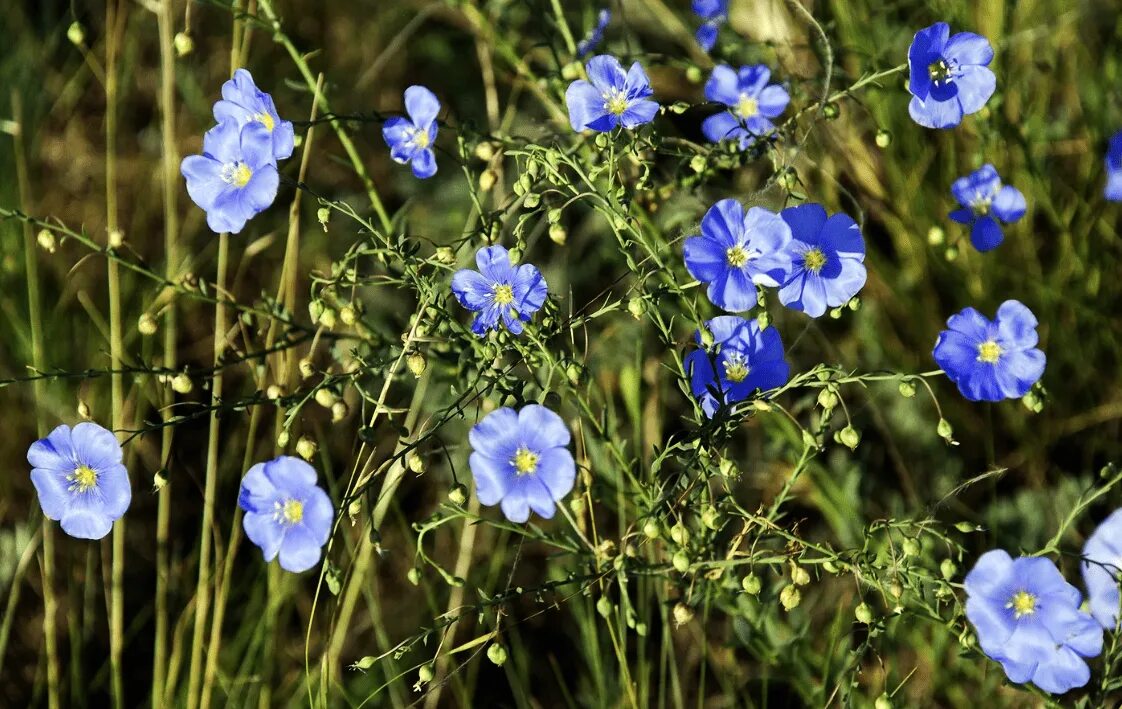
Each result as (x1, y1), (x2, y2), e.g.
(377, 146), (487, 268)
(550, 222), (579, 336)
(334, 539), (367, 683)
(315, 388), (337, 408)
(407, 351), (427, 378)
(741, 573), (761, 594)
(875, 129), (892, 148)
(673, 602), (694, 626)
(266, 384), (283, 400)
(67, 22), (85, 46)
(435, 246), (455, 264)
(901, 538), (920, 557)
(549, 223), (567, 245)
(108, 229), (124, 248)
(406, 451), (424, 474)
(277, 430), (290, 448)
(927, 226), (945, 246)
(790, 563), (811, 586)
(817, 388), (838, 409)
(407, 568), (421, 585)
(701, 506), (721, 530)
(474, 141), (495, 162)
(479, 169), (497, 192)
(940, 558), (957, 580)
(138, 313), (158, 335)
(417, 664), (434, 684)
(898, 380), (916, 398)
(779, 585), (801, 611)
(296, 436), (317, 461)
(875, 694), (892, 709)
(669, 522), (689, 546)
(643, 519), (661, 539)
(173, 31), (194, 57)
(838, 426), (860, 450)
(37, 229), (57, 253)
(627, 297), (646, 319)
(822, 102), (840, 120)
(448, 484), (467, 506)
(172, 373), (193, 394)
(319, 308), (337, 329)
(339, 305), (356, 325)
(77, 400), (92, 420)
(299, 358), (314, 379)
(596, 596), (613, 618)
(317, 206), (330, 230)
(331, 401), (348, 422)
(937, 418), (955, 443)
(672, 551), (690, 573)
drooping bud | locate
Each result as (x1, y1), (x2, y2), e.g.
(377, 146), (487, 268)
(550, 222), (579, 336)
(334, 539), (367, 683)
(296, 436), (317, 461)
(172, 373), (193, 394)
(486, 643), (508, 666)
(855, 602), (874, 624)
(406, 351), (427, 378)
(138, 313), (158, 336)
(173, 32), (194, 57)
(672, 602), (694, 626)
(36, 229), (57, 253)
(315, 388), (337, 408)
(741, 573), (761, 595)
(779, 584), (801, 611)
(448, 484), (467, 506)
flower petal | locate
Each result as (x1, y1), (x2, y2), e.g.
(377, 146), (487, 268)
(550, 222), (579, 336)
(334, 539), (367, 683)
(586, 55), (626, 93)
(404, 85), (440, 128)
(954, 65), (996, 115)
(278, 525), (324, 573)
(970, 216), (1004, 252)
(518, 405), (571, 450)
(704, 65), (740, 106)
(992, 185), (1026, 223)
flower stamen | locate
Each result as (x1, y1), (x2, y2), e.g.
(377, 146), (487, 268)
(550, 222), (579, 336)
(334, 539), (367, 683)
(736, 94), (758, 119)
(928, 58), (953, 86)
(723, 355), (749, 383)
(803, 247), (828, 273)
(1008, 590), (1037, 618)
(977, 340), (1003, 363)
(67, 465), (99, 493)
(493, 284), (515, 305)
(220, 162), (253, 188)
(275, 498), (304, 525)
(725, 245), (756, 268)
(603, 90), (630, 116)
(512, 447), (539, 476)
(255, 112), (276, 133)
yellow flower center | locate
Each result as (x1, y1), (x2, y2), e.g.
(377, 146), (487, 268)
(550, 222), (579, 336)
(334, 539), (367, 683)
(512, 447), (539, 476)
(493, 284), (514, 305)
(255, 112), (275, 133)
(282, 499), (304, 524)
(413, 128), (431, 149)
(221, 162), (253, 188)
(67, 465), (99, 493)
(604, 91), (629, 116)
(723, 357), (749, 383)
(977, 340), (1003, 363)
(803, 247), (827, 273)
(1009, 590), (1036, 618)
(736, 94), (759, 119)
(725, 245), (753, 268)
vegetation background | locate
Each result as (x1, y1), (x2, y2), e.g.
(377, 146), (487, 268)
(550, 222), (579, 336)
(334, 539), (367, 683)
(0, 0), (1120, 706)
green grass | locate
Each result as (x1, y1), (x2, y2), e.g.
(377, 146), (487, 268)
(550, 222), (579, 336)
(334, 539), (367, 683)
(0, 0), (1120, 706)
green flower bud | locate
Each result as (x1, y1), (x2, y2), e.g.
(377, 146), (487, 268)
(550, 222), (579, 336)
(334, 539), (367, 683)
(937, 418), (955, 443)
(435, 246), (455, 264)
(37, 229), (57, 253)
(138, 313), (158, 336)
(838, 426), (861, 450)
(596, 596), (614, 618)
(317, 206), (331, 230)
(549, 223), (567, 245)
(448, 484), (468, 506)
(822, 102), (840, 120)
(790, 563), (811, 586)
(418, 664), (434, 684)
(628, 297), (646, 319)
(817, 388), (838, 409)
(898, 380), (916, 398)
(901, 538), (920, 557)
(67, 22), (86, 46)
(407, 568), (421, 585)
(673, 602), (694, 626)
(875, 694), (893, 709)
(315, 387), (337, 408)
(701, 506), (721, 530)
(779, 584), (801, 611)
(296, 436), (317, 461)
(940, 558), (957, 580)
(685, 66), (702, 83)
(669, 522), (689, 546)
(173, 31), (194, 57)
(690, 155), (707, 173)
(926, 226), (945, 246)
(407, 351), (427, 378)
(643, 519), (661, 539)
(875, 129), (892, 148)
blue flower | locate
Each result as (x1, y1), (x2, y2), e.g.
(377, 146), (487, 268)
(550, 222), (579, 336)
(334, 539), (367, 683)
(451, 245), (548, 336)
(777, 204), (866, 317)
(965, 550), (1102, 695)
(933, 300), (1045, 402)
(27, 422), (131, 540)
(692, 0), (728, 52)
(181, 120), (280, 234)
(683, 199), (793, 312)
(576, 9), (611, 57)
(1082, 509), (1122, 629)
(907, 22), (995, 129)
(212, 68), (295, 161)
(1105, 130), (1122, 202)
(383, 86), (440, 179)
(468, 405), (575, 523)
(238, 456), (334, 573)
(701, 65), (789, 150)
(948, 164), (1026, 252)
(685, 316), (789, 417)
(566, 55), (659, 133)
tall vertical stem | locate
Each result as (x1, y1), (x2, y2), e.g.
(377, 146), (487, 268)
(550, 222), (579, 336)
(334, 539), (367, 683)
(104, 1), (128, 707)
(12, 89), (60, 709)
(153, 0), (180, 703)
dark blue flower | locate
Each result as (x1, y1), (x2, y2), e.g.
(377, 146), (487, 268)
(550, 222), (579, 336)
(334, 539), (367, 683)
(27, 422), (131, 540)
(566, 55), (659, 133)
(907, 22), (995, 129)
(1105, 130), (1122, 202)
(181, 120), (280, 234)
(683, 199), (793, 312)
(933, 300), (1045, 402)
(1082, 509), (1122, 629)
(948, 164), (1026, 252)
(576, 9), (611, 57)
(383, 86), (440, 179)
(212, 68), (295, 161)
(778, 204), (866, 317)
(468, 405), (575, 523)
(238, 456), (334, 573)
(685, 316), (789, 418)
(692, 0), (728, 52)
(965, 550), (1102, 695)
(451, 245), (548, 336)
(701, 65), (789, 150)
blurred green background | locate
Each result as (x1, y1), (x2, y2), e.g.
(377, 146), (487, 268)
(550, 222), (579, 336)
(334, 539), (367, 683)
(0, 0), (1120, 706)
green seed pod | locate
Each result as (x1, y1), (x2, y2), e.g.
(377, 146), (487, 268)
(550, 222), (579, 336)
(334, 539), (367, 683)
(67, 22), (85, 46)
(628, 297), (646, 319)
(898, 380), (916, 398)
(523, 193), (541, 209)
(296, 436), (317, 461)
(479, 169), (498, 193)
(672, 551), (690, 573)
(138, 313), (157, 336)
(37, 229), (57, 253)
(549, 223), (567, 245)
(685, 66), (702, 83)
(838, 426), (861, 450)
(790, 563), (811, 586)
(315, 387), (337, 408)
(669, 522), (690, 546)
(596, 596), (614, 618)
(407, 568), (421, 585)
(690, 155), (706, 173)
(822, 102), (840, 120)
(875, 129), (892, 148)
(643, 519), (661, 539)
(173, 31), (194, 57)
(418, 664), (434, 684)
(435, 246), (455, 264)
(701, 506), (721, 531)
(486, 643), (508, 667)
(817, 388), (838, 410)
(937, 418), (954, 442)
(673, 602), (694, 626)
(940, 558), (957, 580)
(407, 351), (427, 378)
(855, 602), (874, 624)
(317, 206), (331, 230)
(741, 573), (761, 595)
(756, 311), (771, 330)
(902, 538), (920, 557)
(407, 451), (425, 474)
(171, 373), (193, 394)
(875, 694), (892, 709)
